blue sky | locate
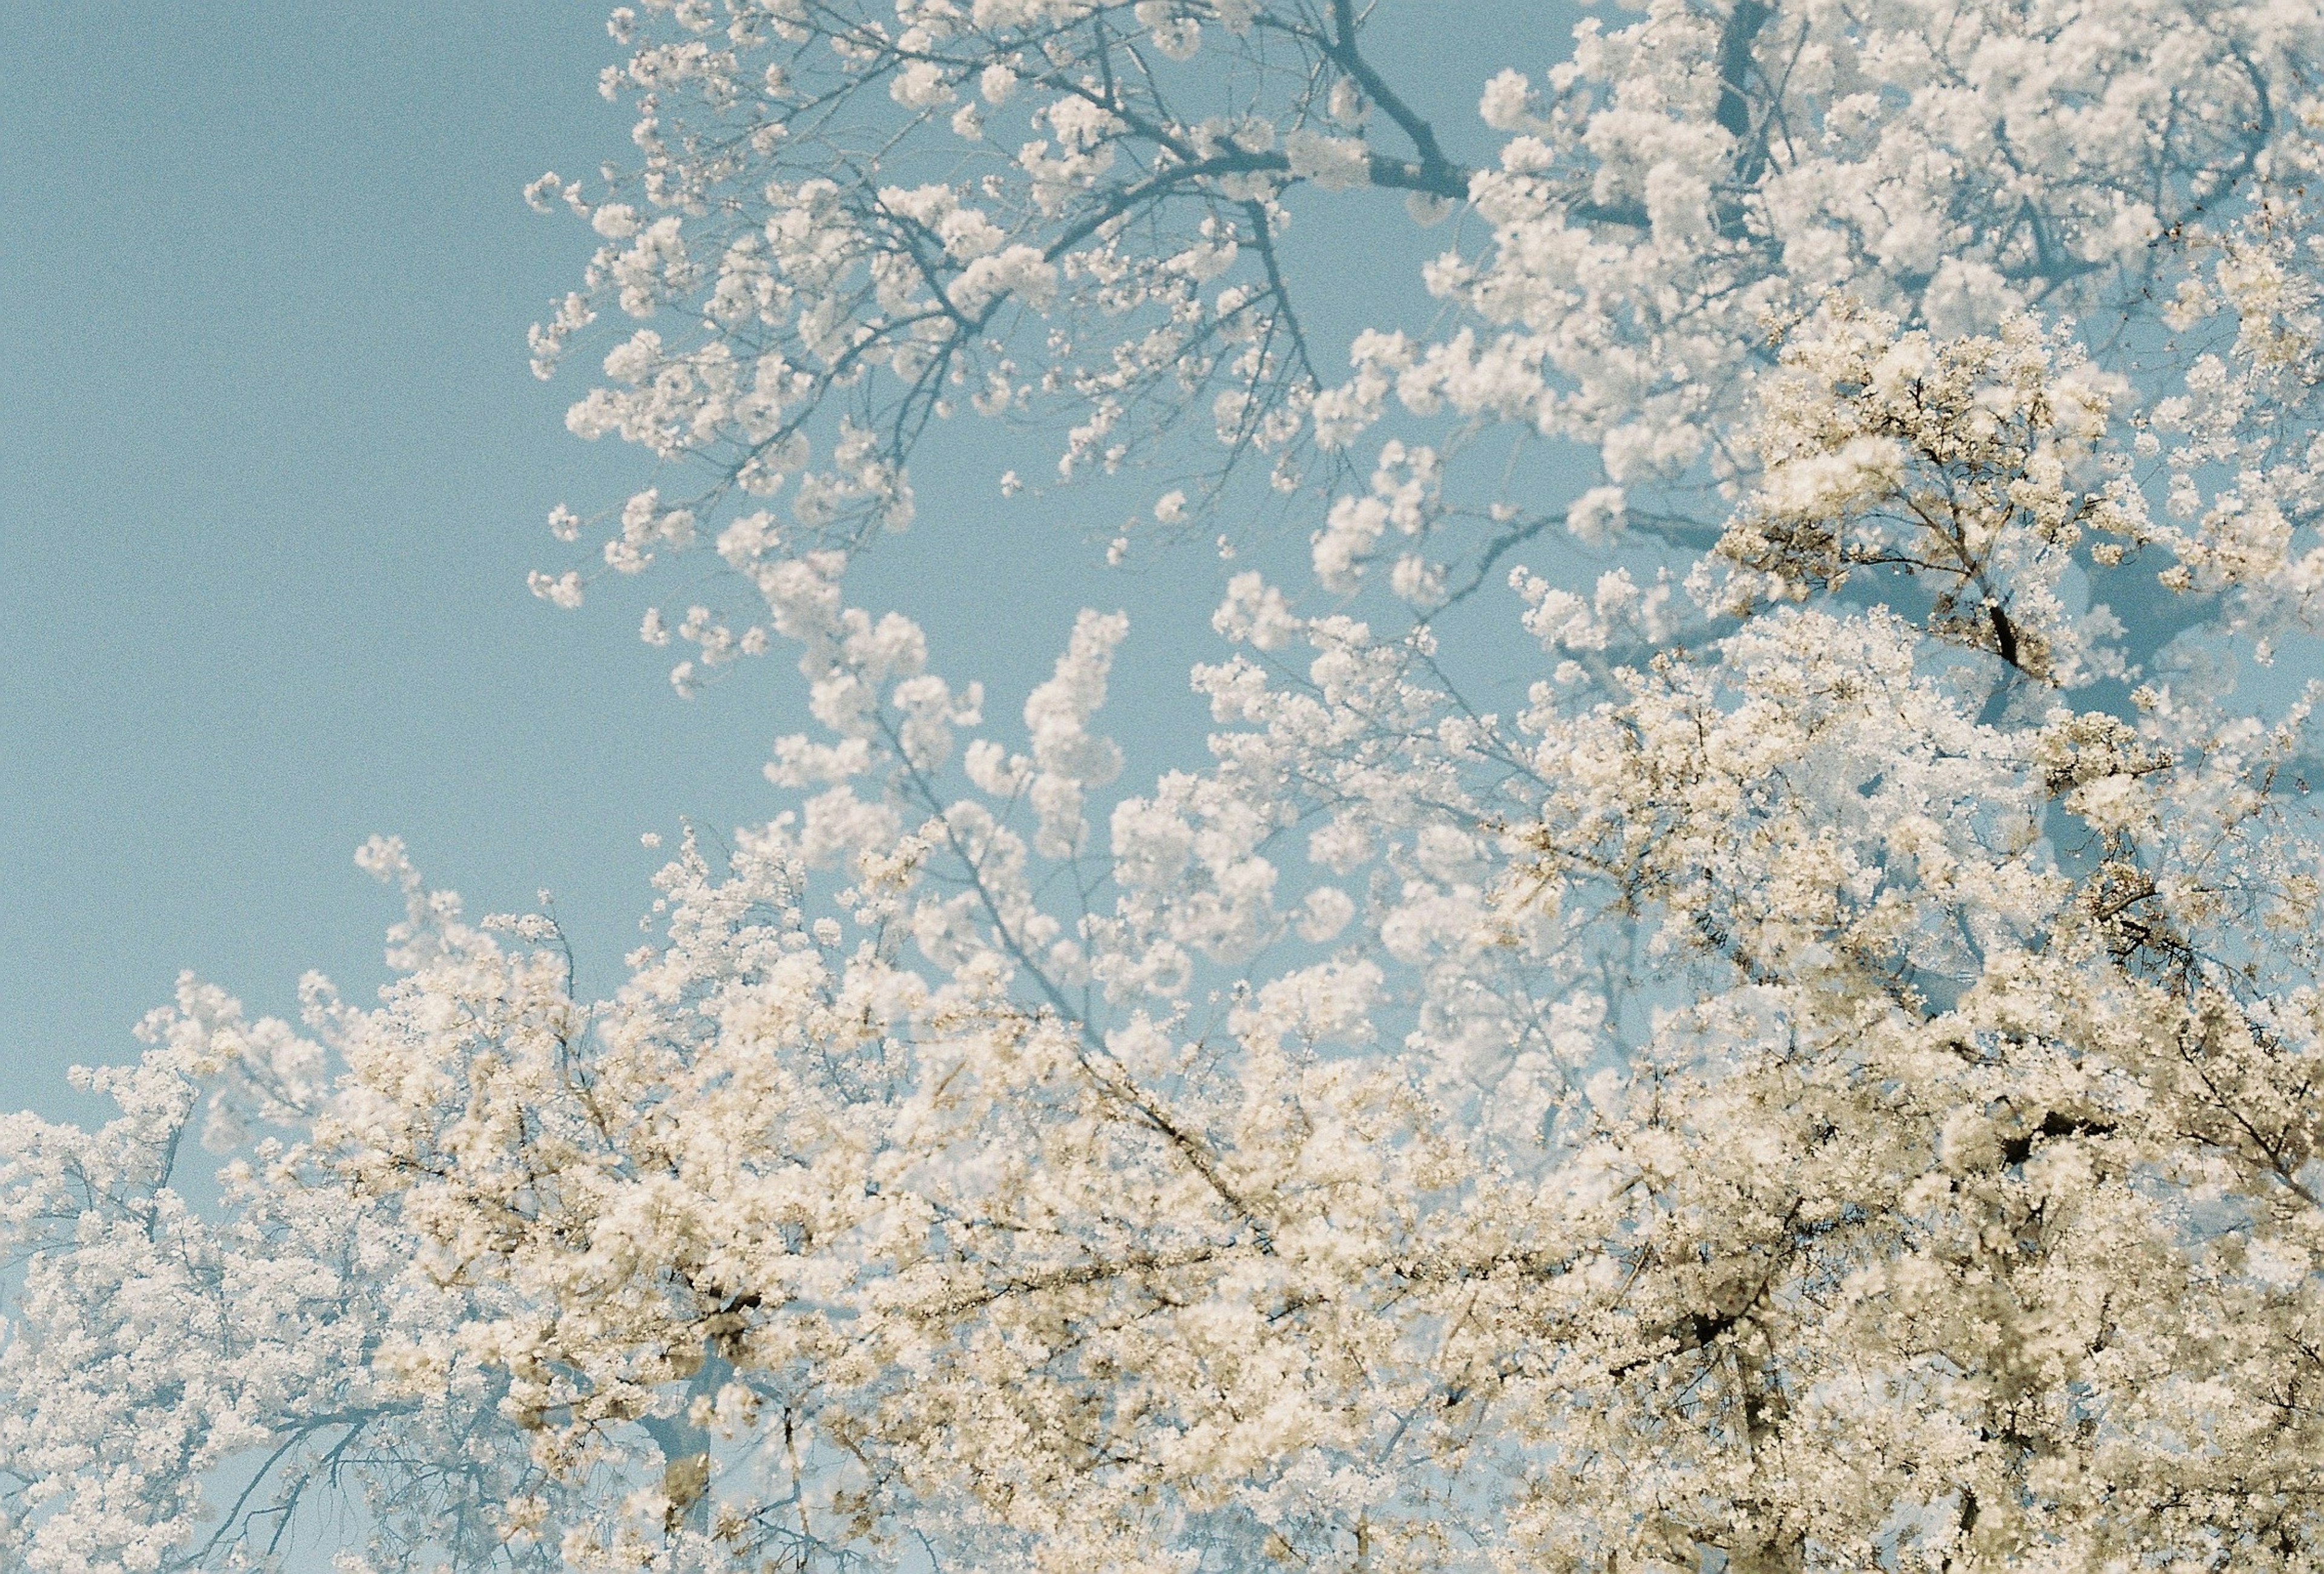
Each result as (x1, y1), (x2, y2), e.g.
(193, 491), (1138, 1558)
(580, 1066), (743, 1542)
(1, 2), (1555, 1124)
(4, 1), (684, 1120)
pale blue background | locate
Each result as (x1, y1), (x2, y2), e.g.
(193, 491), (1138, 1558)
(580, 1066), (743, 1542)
(4, 0), (705, 1122)
(1, 2), (1548, 1126)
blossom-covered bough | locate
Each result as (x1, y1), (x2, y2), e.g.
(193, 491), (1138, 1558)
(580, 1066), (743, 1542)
(11, 1), (2324, 1569)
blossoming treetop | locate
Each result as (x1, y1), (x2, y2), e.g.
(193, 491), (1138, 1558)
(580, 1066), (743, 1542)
(8, 2), (2324, 1570)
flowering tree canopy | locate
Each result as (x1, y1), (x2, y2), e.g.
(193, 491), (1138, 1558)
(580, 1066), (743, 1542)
(11, 1), (2324, 1570)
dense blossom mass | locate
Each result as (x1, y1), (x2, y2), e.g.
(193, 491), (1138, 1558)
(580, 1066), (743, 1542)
(10, 1), (2324, 1569)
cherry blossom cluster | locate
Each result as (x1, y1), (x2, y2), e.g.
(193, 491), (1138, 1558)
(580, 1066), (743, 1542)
(12, 3), (2324, 1571)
